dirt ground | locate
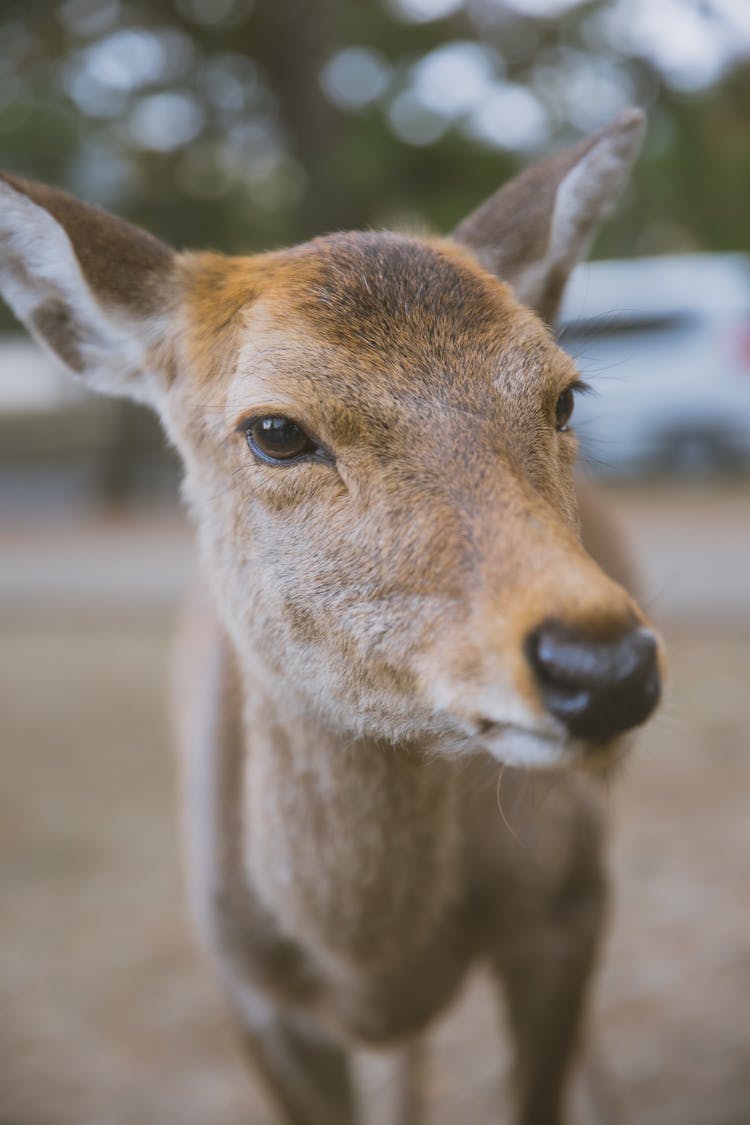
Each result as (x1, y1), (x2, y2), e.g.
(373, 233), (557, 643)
(1, 486), (749, 1124)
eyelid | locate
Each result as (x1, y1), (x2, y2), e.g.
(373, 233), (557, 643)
(233, 410), (274, 433)
(232, 400), (305, 431)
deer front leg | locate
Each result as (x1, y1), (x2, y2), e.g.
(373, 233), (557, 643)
(493, 879), (607, 1125)
(235, 1004), (357, 1125)
(174, 617), (356, 1124)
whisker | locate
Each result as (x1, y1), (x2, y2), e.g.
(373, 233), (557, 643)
(495, 764), (522, 844)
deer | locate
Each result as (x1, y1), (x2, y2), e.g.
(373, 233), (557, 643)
(0, 108), (662, 1125)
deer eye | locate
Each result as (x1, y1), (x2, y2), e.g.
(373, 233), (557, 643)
(243, 416), (321, 464)
(555, 381), (589, 433)
(555, 389), (574, 432)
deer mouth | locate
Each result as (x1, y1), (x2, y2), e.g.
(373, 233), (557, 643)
(472, 720), (573, 769)
(472, 718), (629, 771)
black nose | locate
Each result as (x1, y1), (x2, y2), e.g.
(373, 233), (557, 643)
(525, 619), (661, 742)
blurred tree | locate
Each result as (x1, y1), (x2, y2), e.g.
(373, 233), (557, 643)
(0, 0), (747, 293)
(0, 0), (747, 498)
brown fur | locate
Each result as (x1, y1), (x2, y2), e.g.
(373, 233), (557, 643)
(0, 170), (173, 315)
(0, 111), (659, 1125)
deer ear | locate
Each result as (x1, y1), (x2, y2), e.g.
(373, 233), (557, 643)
(452, 109), (645, 324)
(0, 172), (176, 405)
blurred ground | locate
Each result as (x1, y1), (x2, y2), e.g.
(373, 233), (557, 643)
(1, 483), (749, 1125)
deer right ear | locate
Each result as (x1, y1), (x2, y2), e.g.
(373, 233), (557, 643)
(452, 109), (645, 324)
(0, 172), (177, 406)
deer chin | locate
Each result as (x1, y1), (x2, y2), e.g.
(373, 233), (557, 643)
(474, 722), (572, 769)
(472, 719), (630, 774)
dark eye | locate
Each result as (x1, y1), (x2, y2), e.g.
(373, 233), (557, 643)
(244, 416), (320, 464)
(555, 389), (575, 431)
(555, 380), (588, 432)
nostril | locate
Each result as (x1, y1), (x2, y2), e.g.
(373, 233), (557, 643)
(525, 620), (661, 742)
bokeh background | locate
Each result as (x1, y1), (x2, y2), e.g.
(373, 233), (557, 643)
(1, 1), (749, 1123)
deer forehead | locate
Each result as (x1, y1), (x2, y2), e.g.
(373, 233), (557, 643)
(179, 231), (575, 442)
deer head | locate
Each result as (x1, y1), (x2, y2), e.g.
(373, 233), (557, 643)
(0, 109), (661, 767)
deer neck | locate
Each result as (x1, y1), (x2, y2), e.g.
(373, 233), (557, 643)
(238, 653), (464, 963)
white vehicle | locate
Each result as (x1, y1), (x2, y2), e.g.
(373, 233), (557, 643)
(559, 254), (750, 475)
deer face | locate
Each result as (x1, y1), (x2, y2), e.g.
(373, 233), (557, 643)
(167, 231), (659, 763)
(0, 110), (662, 767)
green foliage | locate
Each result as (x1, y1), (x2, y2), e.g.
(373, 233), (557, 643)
(0, 0), (747, 272)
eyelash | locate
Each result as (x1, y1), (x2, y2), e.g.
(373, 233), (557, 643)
(566, 379), (591, 400)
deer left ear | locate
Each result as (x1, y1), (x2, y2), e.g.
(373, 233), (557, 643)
(0, 172), (176, 405)
(452, 108), (645, 324)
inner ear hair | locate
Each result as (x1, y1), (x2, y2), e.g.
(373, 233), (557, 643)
(0, 171), (174, 317)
